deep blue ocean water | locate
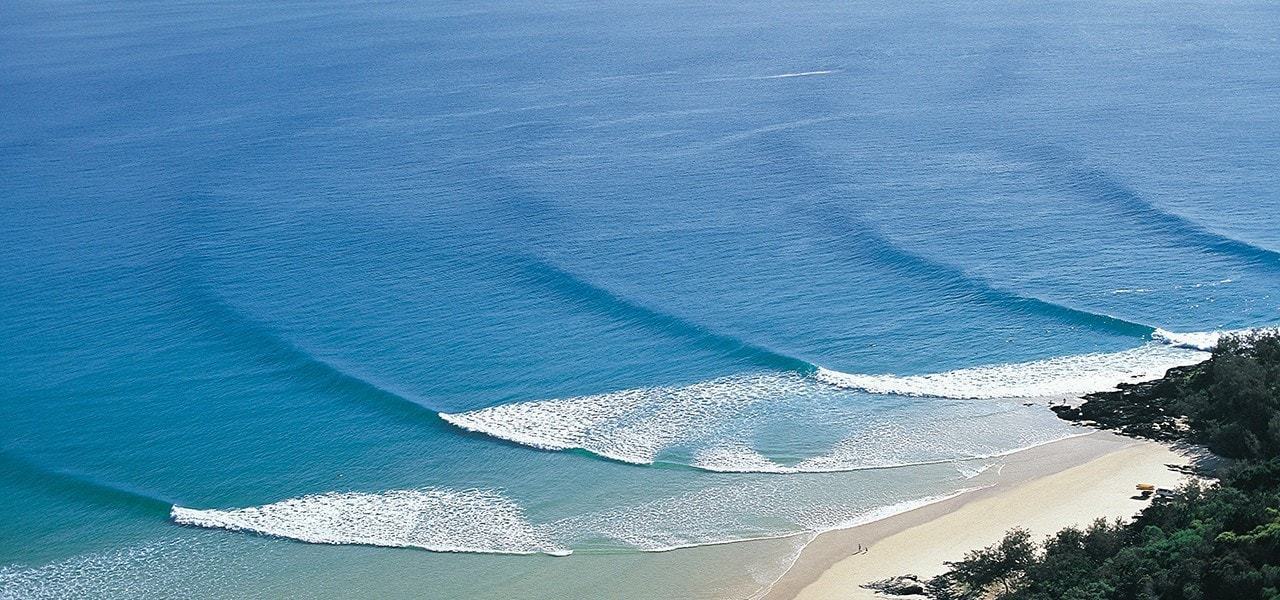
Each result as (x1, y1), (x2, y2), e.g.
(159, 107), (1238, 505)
(2, 0), (1278, 597)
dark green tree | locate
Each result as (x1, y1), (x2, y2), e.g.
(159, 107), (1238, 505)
(912, 332), (1280, 600)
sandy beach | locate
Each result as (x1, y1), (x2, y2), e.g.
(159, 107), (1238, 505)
(764, 431), (1194, 600)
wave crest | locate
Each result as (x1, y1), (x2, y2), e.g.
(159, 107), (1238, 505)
(815, 341), (1205, 399)
(440, 332), (1225, 472)
(171, 488), (570, 556)
(443, 374), (810, 465)
(1147, 327), (1280, 352)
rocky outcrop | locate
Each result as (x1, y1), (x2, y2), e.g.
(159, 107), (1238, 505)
(863, 574), (927, 596)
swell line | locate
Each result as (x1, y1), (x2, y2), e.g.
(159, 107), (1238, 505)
(823, 212), (1154, 337)
(175, 279), (446, 422)
(0, 450), (173, 517)
(1063, 165), (1280, 267)
(1018, 145), (1280, 268)
(508, 254), (817, 373)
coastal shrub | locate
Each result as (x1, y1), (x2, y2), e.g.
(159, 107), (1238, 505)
(941, 528), (1036, 597)
(919, 331), (1280, 600)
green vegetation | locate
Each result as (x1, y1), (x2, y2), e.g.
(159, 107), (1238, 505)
(923, 331), (1280, 600)
(1052, 332), (1280, 460)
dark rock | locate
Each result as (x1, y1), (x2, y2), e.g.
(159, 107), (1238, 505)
(1050, 362), (1207, 443)
(863, 574), (926, 596)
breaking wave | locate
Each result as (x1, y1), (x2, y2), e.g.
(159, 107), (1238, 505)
(815, 341), (1205, 399)
(9, 480), (982, 595)
(440, 331), (1225, 471)
(171, 488), (570, 556)
(443, 373), (811, 465)
(1148, 327), (1276, 352)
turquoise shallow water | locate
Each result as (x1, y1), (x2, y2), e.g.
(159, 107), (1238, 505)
(3, 0), (1279, 597)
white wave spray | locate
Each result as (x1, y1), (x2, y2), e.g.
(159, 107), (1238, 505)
(442, 373), (812, 465)
(1150, 327), (1259, 352)
(815, 340), (1207, 399)
(441, 332), (1228, 471)
(171, 488), (570, 556)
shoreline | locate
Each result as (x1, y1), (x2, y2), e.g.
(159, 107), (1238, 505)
(761, 430), (1192, 600)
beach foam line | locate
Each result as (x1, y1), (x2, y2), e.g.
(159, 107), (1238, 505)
(440, 373), (1077, 471)
(956, 462), (996, 479)
(689, 429), (1093, 475)
(0, 537), (259, 600)
(551, 472), (989, 554)
(171, 488), (570, 556)
(14, 484), (989, 597)
(636, 488), (984, 553)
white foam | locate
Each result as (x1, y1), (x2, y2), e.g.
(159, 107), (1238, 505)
(171, 488), (569, 556)
(815, 341), (1207, 399)
(745, 533), (817, 600)
(955, 462), (996, 479)
(554, 474), (978, 553)
(442, 373), (812, 465)
(463, 387), (1080, 475)
(1152, 327), (1280, 352)
(1151, 328), (1227, 351)
(0, 537), (267, 600)
(442, 332), (1232, 472)
(828, 487), (978, 530)
(692, 443), (790, 473)
(789, 420), (1090, 475)
(741, 489), (982, 600)
(755, 70), (838, 79)
(690, 418), (1080, 475)
(443, 370), (1087, 470)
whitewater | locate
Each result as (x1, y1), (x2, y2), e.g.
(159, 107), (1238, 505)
(439, 330), (1229, 473)
(161, 329), (1255, 559)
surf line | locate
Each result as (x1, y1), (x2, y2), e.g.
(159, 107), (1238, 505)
(0, 450), (174, 517)
(437, 328), (1228, 470)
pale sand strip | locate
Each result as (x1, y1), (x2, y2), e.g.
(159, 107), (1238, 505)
(763, 431), (1191, 600)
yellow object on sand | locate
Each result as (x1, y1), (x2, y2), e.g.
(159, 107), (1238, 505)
(1136, 483), (1156, 491)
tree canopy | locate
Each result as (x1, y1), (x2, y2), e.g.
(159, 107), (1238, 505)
(922, 331), (1280, 600)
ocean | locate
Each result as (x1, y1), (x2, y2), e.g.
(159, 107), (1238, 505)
(2, 0), (1278, 597)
